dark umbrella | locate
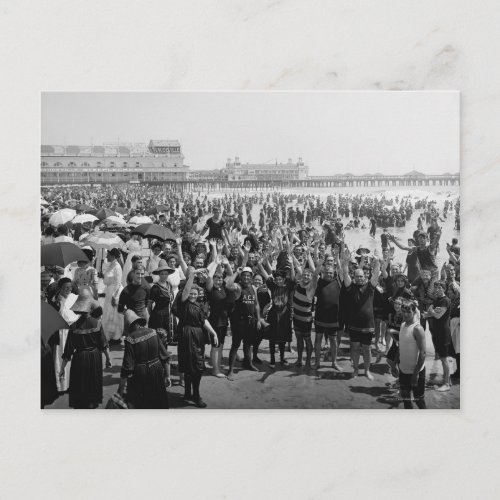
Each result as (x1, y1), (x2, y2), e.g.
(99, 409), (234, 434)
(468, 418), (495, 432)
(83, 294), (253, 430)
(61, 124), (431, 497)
(131, 223), (177, 241)
(41, 242), (89, 267)
(146, 204), (169, 216)
(93, 208), (119, 220)
(74, 203), (93, 212)
(41, 301), (69, 342)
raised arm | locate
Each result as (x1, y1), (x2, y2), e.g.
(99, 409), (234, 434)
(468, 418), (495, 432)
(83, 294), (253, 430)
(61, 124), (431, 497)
(341, 246), (352, 287)
(175, 237), (188, 274)
(388, 234), (411, 251)
(181, 268), (196, 302)
(370, 256), (381, 288)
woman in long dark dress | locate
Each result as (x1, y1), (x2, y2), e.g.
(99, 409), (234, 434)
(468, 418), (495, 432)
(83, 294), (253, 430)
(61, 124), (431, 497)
(118, 310), (170, 409)
(177, 267), (219, 408)
(59, 288), (111, 409)
(41, 338), (59, 408)
(256, 263), (294, 368)
(149, 262), (175, 338)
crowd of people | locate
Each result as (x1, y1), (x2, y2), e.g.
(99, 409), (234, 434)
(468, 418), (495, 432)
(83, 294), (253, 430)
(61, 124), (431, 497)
(41, 185), (460, 409)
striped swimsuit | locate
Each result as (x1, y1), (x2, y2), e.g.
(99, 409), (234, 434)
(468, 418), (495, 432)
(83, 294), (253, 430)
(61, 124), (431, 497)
(293, 283), (313, 334)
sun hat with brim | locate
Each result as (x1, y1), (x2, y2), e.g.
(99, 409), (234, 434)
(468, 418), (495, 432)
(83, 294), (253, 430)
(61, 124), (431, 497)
(241, 267), (253, 275)
(152, 264), (176, 275)
(71, 288), (99, 313)
(124, 310), (147, 328)
(356, 246), (371, 256)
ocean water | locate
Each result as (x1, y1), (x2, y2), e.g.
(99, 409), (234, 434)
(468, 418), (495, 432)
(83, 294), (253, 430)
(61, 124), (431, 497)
(199, 184), (460, 271)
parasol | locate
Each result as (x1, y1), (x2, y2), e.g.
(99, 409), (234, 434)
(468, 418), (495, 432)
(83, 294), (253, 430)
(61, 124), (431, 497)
(131, 223), (177, 241)
(41, 242), (89, 267)
(81, 231), (126, 250)
(102, 216), (127, 227)
(49, 208), (76, 227)
(41, 301), (69, 342)
(129, 215), (153, 225)
(93, 208), (119, 220)
(72, 214), (99, 224)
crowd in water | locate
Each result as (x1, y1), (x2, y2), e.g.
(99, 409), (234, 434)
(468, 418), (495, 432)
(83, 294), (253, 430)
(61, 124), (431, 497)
(41, 185), (460, 409)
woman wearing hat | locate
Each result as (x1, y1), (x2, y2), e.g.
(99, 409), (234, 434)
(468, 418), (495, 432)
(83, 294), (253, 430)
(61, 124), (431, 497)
(118, 311), (170, 409)
(74, 247), (99, 300)
(256, 264), (294, 368)
(49, 277), (79, 393)
(102, 248), (124, 342)
(176, 267), (219, 407)
(149, 261), (175, 340)
(59, 288), (111, 409)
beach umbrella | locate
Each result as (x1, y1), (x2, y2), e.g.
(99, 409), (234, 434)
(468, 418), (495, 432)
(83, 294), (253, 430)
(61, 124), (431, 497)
(74, 203), (94, 212)
(102, 216), (127, 227)
(146, 204), (169, 216)
(129, 215), (153, 225)
(113, 206), (128, 215)
(81, 231), (126, 250)
(93, 208), (119, 220)
(49, 208), (76, 227)
(72, 214), (98, 224)
(41, 301), (69, 342)
(41, 242), (89, 267)
(131, 223), (176, 241)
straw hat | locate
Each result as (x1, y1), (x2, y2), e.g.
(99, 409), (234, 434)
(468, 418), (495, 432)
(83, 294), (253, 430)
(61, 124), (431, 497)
(356, 245), (371, 256)
(124, 310), (147, 328)
(152, 263), (176, 275)
(71, 287), (99, 313)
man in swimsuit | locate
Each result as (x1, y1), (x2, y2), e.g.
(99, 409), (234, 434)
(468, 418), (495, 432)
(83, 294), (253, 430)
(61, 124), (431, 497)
(341, 248), (381, 380)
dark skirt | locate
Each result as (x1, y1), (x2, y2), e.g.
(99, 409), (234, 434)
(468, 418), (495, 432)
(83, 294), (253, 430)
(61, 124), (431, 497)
(178, 326), (206, 375)
(68, 348), (103, 408)
(127, 359), (169, 409)
(41, 342), (59, 408)
(149, 307), (171, 331)
(268, 306), (292, 343)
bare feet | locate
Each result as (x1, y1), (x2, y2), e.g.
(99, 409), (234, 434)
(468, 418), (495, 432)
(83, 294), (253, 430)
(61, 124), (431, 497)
(365, 371), (374, 381)
(332, 363), (343, 372)
(313, 362), (321, 370)
(226, 371), (235, 381)
(304, 362), (312, 371)
(351, 370), (359, 379)
(293, 360), (303, 368)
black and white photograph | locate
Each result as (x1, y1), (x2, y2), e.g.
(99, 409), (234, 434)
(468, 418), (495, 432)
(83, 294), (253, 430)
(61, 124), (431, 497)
(40, 91), (460, 409)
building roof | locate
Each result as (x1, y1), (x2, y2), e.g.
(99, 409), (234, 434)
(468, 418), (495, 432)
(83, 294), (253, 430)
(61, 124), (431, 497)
(149, 140), (181, 148)
(404, 170), (426, 177)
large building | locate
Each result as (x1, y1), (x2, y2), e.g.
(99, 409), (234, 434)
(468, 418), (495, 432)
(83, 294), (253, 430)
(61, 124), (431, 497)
(40, 139), (189, 185)
(225, 157), (309, 181)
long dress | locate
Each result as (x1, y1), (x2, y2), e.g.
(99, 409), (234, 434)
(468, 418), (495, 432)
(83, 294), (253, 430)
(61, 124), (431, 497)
(62, 316), (108, 408)
(53, 293), (79, 391)
(177, 300), (207, 375)
(41, 338), (59, 408)
(101, 260), (124, 340)
(149, 282), (174, 339)
(121, 327), (169, 409)
(266, 278), (293, 343)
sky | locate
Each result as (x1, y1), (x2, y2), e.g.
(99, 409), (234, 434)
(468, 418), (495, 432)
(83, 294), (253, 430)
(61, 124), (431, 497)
(41, 92), (459, 176)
